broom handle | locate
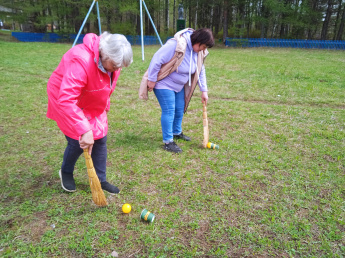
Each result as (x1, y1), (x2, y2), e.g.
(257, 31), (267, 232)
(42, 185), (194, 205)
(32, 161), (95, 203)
(203, 102), (207, 121)
(203, 102), (209, 148)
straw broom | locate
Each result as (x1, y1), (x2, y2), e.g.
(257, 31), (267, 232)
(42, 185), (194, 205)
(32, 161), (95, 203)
(203, 102), (209, 148)
(83, 149), (108, 207)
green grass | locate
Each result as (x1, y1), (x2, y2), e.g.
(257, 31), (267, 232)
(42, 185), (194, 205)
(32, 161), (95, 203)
(0, 37), (344, 257)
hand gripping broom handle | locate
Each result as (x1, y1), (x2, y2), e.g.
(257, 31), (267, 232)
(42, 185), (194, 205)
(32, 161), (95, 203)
(83, 149), (108, 207)
(203, 102), (209, 148)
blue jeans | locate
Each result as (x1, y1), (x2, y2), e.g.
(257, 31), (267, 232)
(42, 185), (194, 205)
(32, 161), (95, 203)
(154, 88), (185, 143)
(61, 135), (107, 182)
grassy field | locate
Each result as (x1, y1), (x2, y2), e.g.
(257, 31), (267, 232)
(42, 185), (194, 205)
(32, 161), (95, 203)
(0, 35), (344, 257)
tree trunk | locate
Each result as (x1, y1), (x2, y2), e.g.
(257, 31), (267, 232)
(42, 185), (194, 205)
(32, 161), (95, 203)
(73, 5), (81, 33)
(136, 12), (140, 35)
(86, 21), (90, 33)
(214, 4), (220, 35)
(210, 0), (215, 30)
(238, 0), (245, 38)
(279, 0), (291, 38)
(47, 0), (54, 33)
(321, 0), (333, 40)
(106, 8), (111, 32)
(337, 4), (345, 40)
(158, 0), (161, 33)
(195, 0), (198, 28)
(223, 0), (228, 43)
(246, 0), (251, 38)
(260, 0), (269, 38)
(307, 0), (319, 40)
(173, 0), (176, 32)
(145, 10), (149, 34)
(333, 0), (342, 40)
(188, 0), (192, 27)
(166, 0), (169, 32)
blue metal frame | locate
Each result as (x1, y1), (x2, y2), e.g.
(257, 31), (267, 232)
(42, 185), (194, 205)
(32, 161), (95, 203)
(142, 0), (163, 46)
(72, 0), (102, 47)
(96, 1), (102, 34)
(71, 0), (162, 61)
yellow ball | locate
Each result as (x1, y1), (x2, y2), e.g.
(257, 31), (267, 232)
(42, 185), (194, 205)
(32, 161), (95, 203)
(122, 203), (131, 213)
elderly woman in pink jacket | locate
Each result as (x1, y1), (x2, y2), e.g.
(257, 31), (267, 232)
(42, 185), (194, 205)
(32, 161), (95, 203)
(47, 32), (133, 194)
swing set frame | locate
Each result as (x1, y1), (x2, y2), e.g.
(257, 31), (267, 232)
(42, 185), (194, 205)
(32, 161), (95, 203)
(73, 0), (162, 61)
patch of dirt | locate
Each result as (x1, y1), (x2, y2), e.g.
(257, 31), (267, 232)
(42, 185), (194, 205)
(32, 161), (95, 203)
(323, 154), (338, 163)
(195, 220), (211, 241)
(0, 218), (15, 229)
(21, 211), (50, 242)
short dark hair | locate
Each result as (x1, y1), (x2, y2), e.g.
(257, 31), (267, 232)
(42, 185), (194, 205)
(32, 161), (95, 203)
(191, 28), (215, 48)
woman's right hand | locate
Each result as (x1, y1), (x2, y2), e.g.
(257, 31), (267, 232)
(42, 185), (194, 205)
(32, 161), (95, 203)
(147, 80), (156, 92)
(79, 130), (94, 155)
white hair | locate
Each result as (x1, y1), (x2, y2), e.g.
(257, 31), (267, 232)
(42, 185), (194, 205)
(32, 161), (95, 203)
(99, 31), (133, 67)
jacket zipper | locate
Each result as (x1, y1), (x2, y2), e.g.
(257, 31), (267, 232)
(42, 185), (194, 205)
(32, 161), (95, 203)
(77, 90), (85, 106)
(108, 72), (112, 88)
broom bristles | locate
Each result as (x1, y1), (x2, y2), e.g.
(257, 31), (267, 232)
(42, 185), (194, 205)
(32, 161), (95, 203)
(84, 149), (108, 207)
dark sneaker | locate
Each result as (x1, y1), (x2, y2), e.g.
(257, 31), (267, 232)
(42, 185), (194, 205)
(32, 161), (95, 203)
(101, 181), (120, 195)
(164, 141), (182, 153)
(173, 132), (191, 141)
(59, 169), (76, 192)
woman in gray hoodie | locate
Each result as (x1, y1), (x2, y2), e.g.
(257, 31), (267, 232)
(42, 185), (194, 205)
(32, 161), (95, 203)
(146, 28), (214, 153)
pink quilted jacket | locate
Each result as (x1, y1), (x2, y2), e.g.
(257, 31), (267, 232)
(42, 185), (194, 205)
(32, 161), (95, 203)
(47, 33), (121, 140)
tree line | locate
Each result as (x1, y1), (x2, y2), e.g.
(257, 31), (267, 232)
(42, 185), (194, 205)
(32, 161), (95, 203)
(1, 0), (344, 41)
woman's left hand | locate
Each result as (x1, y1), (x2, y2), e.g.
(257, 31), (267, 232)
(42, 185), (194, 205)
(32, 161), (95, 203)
(201, 91), (208, 105)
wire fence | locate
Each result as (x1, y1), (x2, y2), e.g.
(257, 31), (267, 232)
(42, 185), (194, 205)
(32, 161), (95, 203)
(11, 32), (345, 50)
(11, 32), (170, 45)
(225, 38), (345, 50)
